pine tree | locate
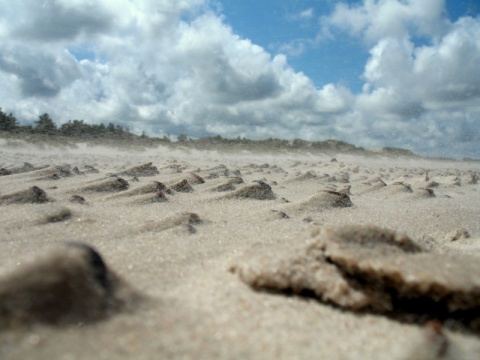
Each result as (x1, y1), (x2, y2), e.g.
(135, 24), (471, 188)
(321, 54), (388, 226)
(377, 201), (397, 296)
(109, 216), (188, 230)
(0, 108), (19, 131)
(34, 113), (57, 135)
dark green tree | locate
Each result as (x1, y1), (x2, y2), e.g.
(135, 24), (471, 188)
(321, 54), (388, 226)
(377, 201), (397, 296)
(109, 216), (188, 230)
(34, 113), (57, 135)
(0, 108), (19, 131)
(177, 134), (188, 142)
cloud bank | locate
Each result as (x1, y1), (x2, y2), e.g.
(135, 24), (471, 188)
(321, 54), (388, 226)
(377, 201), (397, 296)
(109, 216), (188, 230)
(0, 0), (479, 158)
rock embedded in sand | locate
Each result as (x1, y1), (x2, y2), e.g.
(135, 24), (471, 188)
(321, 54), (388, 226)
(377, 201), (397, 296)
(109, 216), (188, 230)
(232, 225), (480, 331)
(0, 243), (140, 327)
(0, 186), (50, 204)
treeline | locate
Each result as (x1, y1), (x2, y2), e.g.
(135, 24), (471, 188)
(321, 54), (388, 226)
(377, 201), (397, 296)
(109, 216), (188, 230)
(0, 107), (366, 152)
(0, 108), (138, 139)
(2, 107), (414, 156)
(183, 134), (363, 153)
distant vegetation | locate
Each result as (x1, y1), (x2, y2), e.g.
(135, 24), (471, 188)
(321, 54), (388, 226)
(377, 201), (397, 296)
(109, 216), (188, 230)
(0, 107), (419, 157)
(1, 108), (136, 139)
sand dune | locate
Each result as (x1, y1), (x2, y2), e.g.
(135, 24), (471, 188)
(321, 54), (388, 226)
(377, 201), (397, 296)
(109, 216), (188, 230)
(1, 143), (480, 359)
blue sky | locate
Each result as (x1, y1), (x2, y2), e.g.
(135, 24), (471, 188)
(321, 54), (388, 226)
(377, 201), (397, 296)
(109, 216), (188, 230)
(221, 0), (479, 93)
(221, 1), (368, 92)
(0, 0), (479, 159)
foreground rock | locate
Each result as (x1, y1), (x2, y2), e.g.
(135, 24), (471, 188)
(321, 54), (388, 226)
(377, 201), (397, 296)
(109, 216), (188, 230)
(0, 243), (141, 327)
(231, 225), (480, 332)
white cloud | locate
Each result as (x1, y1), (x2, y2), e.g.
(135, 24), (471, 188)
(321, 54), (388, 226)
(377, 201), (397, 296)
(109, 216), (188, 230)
(299, 8), (314, 19)
(0, 0), (479, 158)
(322, 0), (449, 43)
(320, 0), (480, 158)
(0, 0), (351, 140)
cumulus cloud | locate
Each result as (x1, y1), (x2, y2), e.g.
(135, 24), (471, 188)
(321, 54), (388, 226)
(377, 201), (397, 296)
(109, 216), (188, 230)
(0, 0), (351, 139)
(4, 0), (115, 41)
(321, 0), (449, 43)
(321, 0), (480, 158)
(0, 0), (479, 158)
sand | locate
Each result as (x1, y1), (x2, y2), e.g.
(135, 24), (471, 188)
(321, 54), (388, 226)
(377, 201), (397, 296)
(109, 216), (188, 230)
(1, 141), (480, 359)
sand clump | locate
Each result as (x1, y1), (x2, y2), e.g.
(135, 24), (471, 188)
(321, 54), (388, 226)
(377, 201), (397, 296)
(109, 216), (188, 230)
(221, 181), (276, 200)
(231, 225), (480, 331)
(0, 186), (50, 204)
(119, 162), (159, 177)
(283, 190), (352, 216)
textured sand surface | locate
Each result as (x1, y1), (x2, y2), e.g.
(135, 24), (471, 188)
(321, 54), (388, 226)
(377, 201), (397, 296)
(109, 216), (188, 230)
(1, 142), (480, 359)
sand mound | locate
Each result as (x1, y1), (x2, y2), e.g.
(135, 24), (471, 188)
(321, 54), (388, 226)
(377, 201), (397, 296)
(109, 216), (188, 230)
(231, 225), (480, 331)
(354, 177), (387, 194)
(140, 212), (202, 233)
(283, 190), (352, 215)
(205, 177), (244, 192)
(379, 182), (413, 195)
(289, 171), (317, 181)
(27, 164), (85, 180)
(0, 162), (47, 176)
(169, 179), (194, 193)
(221, 181), (276, 200)
(119, 162), (159, 177)
(132, 191), (169, 204)
(0, 243), (140, 327)
(412, 188), (436, 199)
(110, 181), (167, 198)
(80, 177), (129, 193)
(0, 186), (50, 204)
(36, 204), (72, 223)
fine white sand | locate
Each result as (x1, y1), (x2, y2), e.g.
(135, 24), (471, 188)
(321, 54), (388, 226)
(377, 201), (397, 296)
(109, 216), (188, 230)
(1, 142), (480, 360)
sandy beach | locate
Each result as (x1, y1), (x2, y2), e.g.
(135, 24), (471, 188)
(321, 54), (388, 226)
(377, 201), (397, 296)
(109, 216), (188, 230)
(1, 140), (480, 359)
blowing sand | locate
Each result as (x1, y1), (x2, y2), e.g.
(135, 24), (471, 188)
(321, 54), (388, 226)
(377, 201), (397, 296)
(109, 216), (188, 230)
(1, 142), (480, 359)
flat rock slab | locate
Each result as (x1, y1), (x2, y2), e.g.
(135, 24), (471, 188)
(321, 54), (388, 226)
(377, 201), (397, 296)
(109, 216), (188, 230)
(231, 225), (480, 332)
